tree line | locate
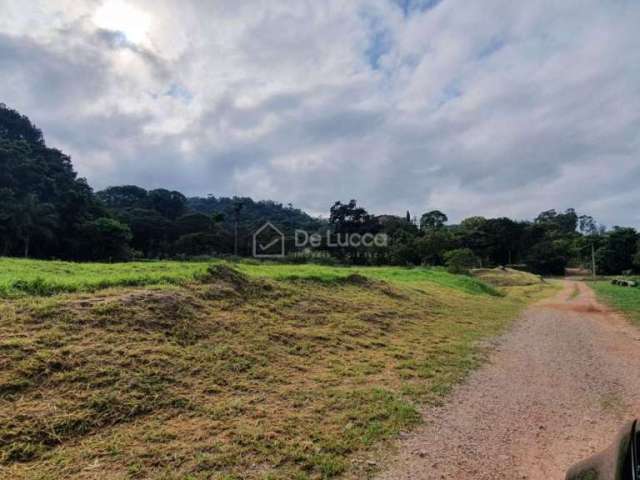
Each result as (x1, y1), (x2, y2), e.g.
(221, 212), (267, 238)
(1, 103), (639, 275)
(325, 201), (639, 275)
(0, 104), (322, 261)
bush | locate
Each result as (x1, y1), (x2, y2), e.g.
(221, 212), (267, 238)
(173, 233), (221, 256)
(595, 228), (639, 274)
(79, 217), (133, 261)
(444, 248), (479, 274)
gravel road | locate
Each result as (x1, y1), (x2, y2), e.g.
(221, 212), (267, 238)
(376, 281), (640, 480)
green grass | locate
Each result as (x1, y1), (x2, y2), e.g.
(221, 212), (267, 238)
(238, 263), (499, 296)
(0, 258), (209, 296)
(0, 260), (554, 479)
(0, 258), (498, 298)
(592, 280), (640, 324)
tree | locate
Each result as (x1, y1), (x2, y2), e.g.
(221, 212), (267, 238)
(330, 200), (375, 230)
(420, 210), (448, 231)
(175, 212), (215, 237)
(535, 208), (578, 236)
(172, 213), (231, 256)
(0, 188), (15, 255)
(79, 218), (132, 261)
(595, 227), (639, 274)
(633, 243), (640, 272)
(188, 196), (322, 234)
(415, 228), (455, 266)
(231, 199), (244, 256)
(13, 194), (58, 258)
(386, 236), (420, 265)
(457, 216), (489, 264)
(526, 241), (568, 276)
(329, 200), (380, 264)
(460, 216), (487, 230)
(0, 104), (106, 260)
(444, 248), (480, 274)
(7, 104), (640, 269)
(578, 215), (598, 235)
(378, 216), (418, 237)
(174, 232), (224, 256)
(559, 208), (579, 234)
(0, 102), (45, 146)
(481, 218), (524, 266)
(535, 209), (558, 224)
(97, 185), (148, 210)
(147, 189), (187, 220)
(117, 208), (173, 257)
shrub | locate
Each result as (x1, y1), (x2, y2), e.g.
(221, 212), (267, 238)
(173, 233), (220, 256)
(443, 248), (480, 274)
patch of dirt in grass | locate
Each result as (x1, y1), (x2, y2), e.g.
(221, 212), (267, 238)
(340, 273), (371, 286)
(201, 264), (252, 289)
(471, 267), (543, 287)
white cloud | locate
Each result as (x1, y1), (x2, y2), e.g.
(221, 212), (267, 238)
(1, 0), (639, 226)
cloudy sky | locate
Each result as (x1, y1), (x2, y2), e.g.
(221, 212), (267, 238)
(1, 0), (639, 225)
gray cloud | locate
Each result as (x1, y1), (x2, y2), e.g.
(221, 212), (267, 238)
(1, 0), (639, 227)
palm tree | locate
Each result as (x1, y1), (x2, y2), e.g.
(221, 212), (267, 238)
(14, 194), (58, 258)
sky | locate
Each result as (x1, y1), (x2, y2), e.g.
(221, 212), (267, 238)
(1, 0), (639, 226)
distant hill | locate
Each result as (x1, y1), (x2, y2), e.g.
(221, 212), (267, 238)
(187, 196), (325, 234)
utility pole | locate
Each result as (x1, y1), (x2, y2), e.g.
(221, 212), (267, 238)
(591, 242), (597, 279)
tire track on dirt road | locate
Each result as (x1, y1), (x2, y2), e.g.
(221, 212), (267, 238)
(376, 281), (640, 480)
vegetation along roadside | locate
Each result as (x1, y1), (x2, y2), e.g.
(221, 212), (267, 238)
(0, 262), (555, 479)
(591, 279), (640, 325)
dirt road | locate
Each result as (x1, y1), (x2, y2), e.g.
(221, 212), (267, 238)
(376, 281), (640, 480)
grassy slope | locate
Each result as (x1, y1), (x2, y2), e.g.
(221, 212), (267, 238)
(0, 261), (554, 480)
(591, 281), (640, 324)
(0, 258), (497, 297)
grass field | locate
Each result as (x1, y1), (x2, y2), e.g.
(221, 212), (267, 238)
(0, 258), (209, 297)
(0, 259), (554, 479)
(0, 258), (498, 297)
(592, 280), (640, 324)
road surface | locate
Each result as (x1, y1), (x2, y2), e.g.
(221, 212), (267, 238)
(376, 281), (640, 480)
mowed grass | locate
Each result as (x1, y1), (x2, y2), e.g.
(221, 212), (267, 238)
(0, 261), (554, 479)
(470, 267), (544, 288)
(0, 258), (498, 297)
(592, 280), (640, 324)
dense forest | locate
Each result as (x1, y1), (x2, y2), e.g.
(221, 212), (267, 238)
(1, 103), (639, 275)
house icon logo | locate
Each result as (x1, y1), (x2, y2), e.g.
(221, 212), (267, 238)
(253, 222), (285, 258)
